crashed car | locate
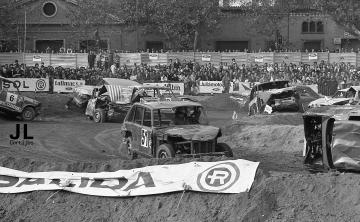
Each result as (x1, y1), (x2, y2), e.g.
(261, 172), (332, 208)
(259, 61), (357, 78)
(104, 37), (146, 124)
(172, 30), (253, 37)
(308, 86), (360, 108)
(0, 77), (41, 121)
(86, 85), (191, 123)
(69, 78), (141, 108)
(303, 106), (360, 171)
(119, 100), (233, 159)
(248, 81), (319, 115)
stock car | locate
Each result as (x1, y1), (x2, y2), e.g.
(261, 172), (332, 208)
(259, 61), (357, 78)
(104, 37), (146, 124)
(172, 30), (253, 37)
(119, 100), (233, 159)
(0, 77), (41, 121)
(303, 106), (360, 171)
(86, 85), (193, 123)
(248, 81), (320, 115)
(308, 86), (360, 108)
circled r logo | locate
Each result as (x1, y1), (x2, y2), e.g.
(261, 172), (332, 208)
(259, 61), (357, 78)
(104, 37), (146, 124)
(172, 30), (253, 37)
(197, 162), (240, 192)
(36, 79), (46, 90)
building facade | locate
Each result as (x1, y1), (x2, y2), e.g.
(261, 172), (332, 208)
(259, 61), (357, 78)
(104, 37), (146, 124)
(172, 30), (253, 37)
(1, 0), (359, 52)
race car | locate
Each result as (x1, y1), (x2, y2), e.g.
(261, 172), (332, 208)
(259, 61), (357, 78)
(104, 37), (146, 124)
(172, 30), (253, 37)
(119, 100), (233, 159)
(248, 81), (319, 115)
(303, 105), (360, 171)
(68, 78), (141, 108)
(308, 86), (360, 108)
(0, 77), (41, 121)
(86, 85), (192, 123)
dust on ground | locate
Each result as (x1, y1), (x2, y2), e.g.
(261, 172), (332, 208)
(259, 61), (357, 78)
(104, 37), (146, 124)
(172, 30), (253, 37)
(0, 93), (359, 222)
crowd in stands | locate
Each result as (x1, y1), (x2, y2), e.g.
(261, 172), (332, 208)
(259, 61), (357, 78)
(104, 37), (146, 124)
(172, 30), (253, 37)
(1, 56), (360, 95)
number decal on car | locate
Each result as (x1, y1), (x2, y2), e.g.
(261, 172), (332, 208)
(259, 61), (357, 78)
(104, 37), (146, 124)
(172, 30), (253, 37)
(6, 93), (18, 104)
(141, 129), (150, 148)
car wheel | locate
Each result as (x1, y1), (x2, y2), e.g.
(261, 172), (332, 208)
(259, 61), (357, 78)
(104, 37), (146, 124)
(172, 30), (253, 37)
(21, 107), (36, 121)
(216, 143), (233, 157)
(93, 108), (106, 123)
(156, 144), (175, 159)
(120, 137), (136, 160)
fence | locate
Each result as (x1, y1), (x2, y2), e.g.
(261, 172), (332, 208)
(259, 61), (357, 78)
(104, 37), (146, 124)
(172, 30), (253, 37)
(113, 52), (360, 67)
(3, 52), (360, 68)
(0, 53), (88, 68)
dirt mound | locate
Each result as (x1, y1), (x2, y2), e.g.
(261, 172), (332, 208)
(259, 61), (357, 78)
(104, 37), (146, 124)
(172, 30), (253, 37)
(221, 125), (304, 154)
(200, 94), (247, 112)
(1, 156), (360, 222)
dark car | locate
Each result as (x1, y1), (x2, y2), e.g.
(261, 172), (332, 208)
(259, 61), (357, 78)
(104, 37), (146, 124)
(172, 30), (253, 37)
(86, 85), (193, 123)
(0, 77), (41, 121)
(248, 81), (319, 115)
(303, 106), (360, 171)
(119, 100), (233, 159)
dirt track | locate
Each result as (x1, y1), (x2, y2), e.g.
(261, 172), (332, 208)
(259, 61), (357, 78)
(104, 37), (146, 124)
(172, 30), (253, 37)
(0, 94), (360, 222)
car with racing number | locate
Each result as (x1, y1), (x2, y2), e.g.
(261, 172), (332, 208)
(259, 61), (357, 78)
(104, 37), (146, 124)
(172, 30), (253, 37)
(0, 77), (41, 121)
(119, 100), (233, 159)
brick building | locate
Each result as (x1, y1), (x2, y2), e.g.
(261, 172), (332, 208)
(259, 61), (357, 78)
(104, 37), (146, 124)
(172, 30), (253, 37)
(1, 0), (359, 52)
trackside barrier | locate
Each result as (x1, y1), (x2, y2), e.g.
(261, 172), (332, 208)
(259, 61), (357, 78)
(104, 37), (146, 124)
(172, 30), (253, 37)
(0, 53), (88, 68)
(3, 52), (360, 68)
(1, 78), (49, 92)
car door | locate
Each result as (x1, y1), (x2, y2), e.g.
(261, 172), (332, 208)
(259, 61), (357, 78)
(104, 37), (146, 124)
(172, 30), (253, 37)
(0, 90), (22, 112)
(139, 107), (153, 156)
(131, 105), (145, 154)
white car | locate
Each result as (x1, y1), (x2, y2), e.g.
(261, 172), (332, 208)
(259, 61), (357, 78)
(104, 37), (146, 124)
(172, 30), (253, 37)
(308, 86), (360, 108)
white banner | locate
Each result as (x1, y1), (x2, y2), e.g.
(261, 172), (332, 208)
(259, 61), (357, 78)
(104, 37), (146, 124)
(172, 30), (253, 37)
(0, 159), (259, 196)
(53, 79), (86, 93)
(2, 78), (49, 92)
(202, 54), (211, 62)
(199, 81), (224, 94)
(149, 53), (159, 60)
(143, 82), (184, 95)
(33, 55), (42, 62)
(309, 53), (318, 60)
(254, 57), (264, 63)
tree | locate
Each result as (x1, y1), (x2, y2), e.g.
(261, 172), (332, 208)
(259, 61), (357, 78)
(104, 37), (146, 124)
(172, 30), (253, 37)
(314, 0), (360, 36)
(0, 1), (22, 51)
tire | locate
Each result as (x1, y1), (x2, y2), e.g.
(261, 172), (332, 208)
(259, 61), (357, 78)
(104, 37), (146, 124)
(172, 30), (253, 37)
(120, 137), (136, 160)
(216, 143), (233, 157)
(156, 144), (175, 159)
(21, 107), (36, 121)
(93, 108), (106, 123)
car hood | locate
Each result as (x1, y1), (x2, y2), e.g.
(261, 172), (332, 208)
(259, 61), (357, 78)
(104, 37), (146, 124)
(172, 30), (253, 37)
(157, 125), (220, 141)
(257, 86), (296, 103)
(309, 97), (351, 107)
(22, 95), (41, 106)
(304, 105), (360, 120)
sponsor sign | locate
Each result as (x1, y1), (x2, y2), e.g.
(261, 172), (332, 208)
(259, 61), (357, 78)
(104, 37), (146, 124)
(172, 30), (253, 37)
(149, 53), (159, 60)
(309, 53), (318, 60)
(0, 159), (259, 196)
(199, 81), (224, 94)
(254, 57), (264, 63)
(143, 82), (185, 95)
(2, 78), (49, 92)
(33, 55), (42, 62)
(53, 79), (86, 93)
(202, 54), (211, 62)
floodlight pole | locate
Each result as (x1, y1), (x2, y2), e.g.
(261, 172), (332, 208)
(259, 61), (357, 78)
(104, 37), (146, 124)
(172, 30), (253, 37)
(23, 9), (27, 63)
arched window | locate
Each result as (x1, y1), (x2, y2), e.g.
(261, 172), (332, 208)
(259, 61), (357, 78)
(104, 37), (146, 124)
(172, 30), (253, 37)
(309, 21), (316, 32)
(317, 21), (324, 33)
(302, 21), (309, 33)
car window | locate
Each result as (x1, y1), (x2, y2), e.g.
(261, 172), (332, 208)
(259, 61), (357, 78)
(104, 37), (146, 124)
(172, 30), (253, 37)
(126, 106), (136, 122)
(134, 106), (144, 125)
(143, 108), (151, 127)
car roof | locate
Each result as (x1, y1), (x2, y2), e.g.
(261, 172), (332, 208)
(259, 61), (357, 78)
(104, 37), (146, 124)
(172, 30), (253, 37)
(134, 101), (202, 109)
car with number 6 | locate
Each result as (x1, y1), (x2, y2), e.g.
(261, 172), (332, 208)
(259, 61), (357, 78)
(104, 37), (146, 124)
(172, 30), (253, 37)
(120, 100), (233, 159)
(0, 77), (41, 121)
